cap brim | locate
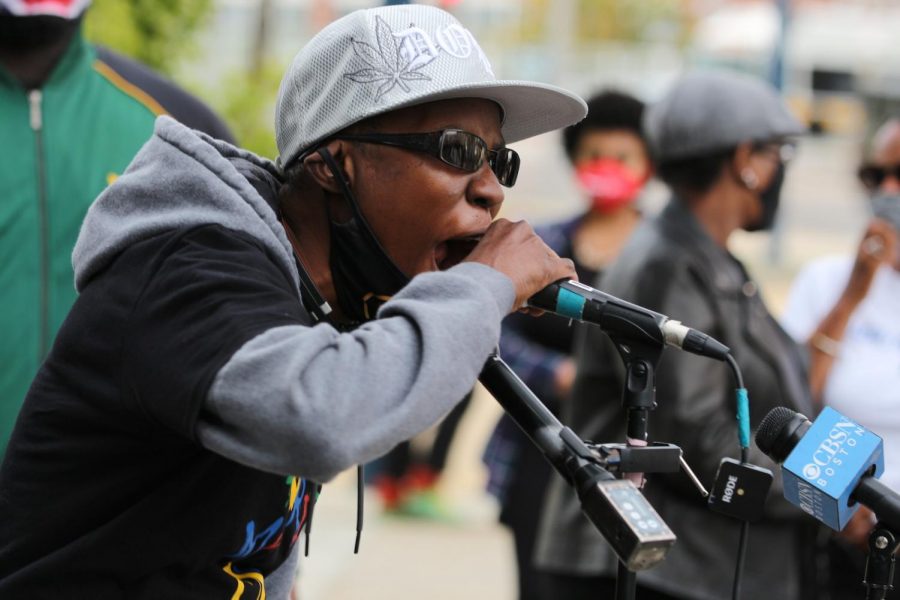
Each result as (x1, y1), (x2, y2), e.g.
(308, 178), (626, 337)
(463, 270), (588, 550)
(287, 80), (587, 166)
(370, 80), (588, 144)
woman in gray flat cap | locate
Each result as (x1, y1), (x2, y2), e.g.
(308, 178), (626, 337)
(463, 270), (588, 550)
(534, 70), (817, 600)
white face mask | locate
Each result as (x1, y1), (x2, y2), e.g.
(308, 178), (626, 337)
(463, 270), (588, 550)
(871, 193), (900, 231)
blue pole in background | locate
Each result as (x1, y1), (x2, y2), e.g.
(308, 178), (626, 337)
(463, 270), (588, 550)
(770, 0), (789, 92)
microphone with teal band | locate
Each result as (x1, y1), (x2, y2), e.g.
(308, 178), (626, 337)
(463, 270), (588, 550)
(553, 285), (588, 320)
(528, 280), (730, 361)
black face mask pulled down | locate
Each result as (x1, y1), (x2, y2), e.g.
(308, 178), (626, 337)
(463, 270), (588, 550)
(0, 15), (79, 53)
(317, 148), (409, 325)
(745, 161), (786, 233)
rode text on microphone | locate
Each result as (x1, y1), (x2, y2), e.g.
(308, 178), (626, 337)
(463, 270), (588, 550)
(707, 458), (773, 522)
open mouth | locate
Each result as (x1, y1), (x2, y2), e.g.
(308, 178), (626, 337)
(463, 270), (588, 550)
(434, 234), (483, 271)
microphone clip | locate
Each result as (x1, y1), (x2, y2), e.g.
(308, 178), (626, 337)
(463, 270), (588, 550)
(586, 442), (682, 476)
(864, 522), (900, 598)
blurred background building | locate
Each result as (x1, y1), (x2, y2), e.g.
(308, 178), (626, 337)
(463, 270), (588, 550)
(83, 1), (900, 597)
(86, 0), (900, 155)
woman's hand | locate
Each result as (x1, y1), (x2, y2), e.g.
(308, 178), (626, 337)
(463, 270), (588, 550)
(844, 219), (897, 307)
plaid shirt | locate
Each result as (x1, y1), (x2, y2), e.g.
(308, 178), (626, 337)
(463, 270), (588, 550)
(482, 213), (595, 503)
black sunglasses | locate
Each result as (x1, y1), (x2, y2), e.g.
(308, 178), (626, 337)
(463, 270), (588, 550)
(335, 129), (520, 187)
(858, 164), (900, 190)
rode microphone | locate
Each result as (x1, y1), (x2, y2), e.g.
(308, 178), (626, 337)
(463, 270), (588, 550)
(755, 406), (900, 530)
(528, 280), (730, 361)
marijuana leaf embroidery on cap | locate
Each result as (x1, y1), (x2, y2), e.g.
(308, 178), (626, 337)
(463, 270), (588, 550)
(344, 16), (433, 101)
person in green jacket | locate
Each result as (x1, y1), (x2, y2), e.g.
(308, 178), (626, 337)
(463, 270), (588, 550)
(0, 0), (234, 455)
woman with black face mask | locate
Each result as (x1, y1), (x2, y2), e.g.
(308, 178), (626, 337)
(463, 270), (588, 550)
(781, 117), (900, 599)
(533, 71), (817, 600)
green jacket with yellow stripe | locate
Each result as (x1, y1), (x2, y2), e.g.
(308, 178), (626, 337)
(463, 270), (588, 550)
(0, 30), (233, 454)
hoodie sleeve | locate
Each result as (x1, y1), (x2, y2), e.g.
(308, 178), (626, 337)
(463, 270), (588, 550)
(124, 224), (514, 482)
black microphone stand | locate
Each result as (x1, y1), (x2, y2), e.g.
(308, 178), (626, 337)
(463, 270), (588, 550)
(600, 303), (667, 600)
(481, 304), (676, 600)
(479, 354), (568, 476)
(864, 522), (900, 600)
(479, 354), (676, 575)
(568, 305), (666, 600)
(856, 477), (900, 599)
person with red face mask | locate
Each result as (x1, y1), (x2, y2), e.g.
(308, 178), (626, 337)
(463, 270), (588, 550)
(482, 90), (651, 600)
(569, 96), (652, 271)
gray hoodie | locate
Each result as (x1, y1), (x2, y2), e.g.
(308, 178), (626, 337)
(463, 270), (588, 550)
(74, 115), (514, 479)
(62, 116), (515, 596)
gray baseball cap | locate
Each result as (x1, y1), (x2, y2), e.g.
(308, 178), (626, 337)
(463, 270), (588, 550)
(644, 69), (804, 163)
(275, 4), (587, 170)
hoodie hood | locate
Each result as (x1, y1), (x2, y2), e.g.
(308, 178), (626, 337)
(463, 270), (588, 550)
(72, 116), (298, 295)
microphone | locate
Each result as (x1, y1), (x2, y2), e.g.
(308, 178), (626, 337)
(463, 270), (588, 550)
(528, 280), (730, 361)
(479, 355), (675, 570)
(755, 406), (900, 531)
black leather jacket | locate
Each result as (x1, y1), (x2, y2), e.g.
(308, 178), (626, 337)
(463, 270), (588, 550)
(534, 199), (818, 600)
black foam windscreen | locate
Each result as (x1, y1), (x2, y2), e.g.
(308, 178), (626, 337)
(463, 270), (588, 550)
(755, 406), (797, 455)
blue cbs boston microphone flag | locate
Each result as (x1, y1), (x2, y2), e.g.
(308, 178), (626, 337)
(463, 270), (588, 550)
(756, 406), (884, 531)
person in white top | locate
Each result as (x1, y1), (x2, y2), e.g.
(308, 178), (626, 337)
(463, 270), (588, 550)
(781, 117), (900, 596)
